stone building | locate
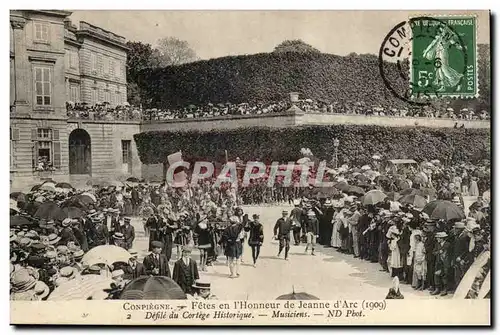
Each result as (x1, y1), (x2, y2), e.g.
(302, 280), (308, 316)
(10, 10), (141, 191)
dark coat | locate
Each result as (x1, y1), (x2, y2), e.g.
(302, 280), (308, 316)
(59, 227), (77, 246)
(122, 261), (146, 280)
(122, 224), (135, 250)
(143, 253), (171, 277)
(172, 258), (199, 295)
(274, 217), (292, 238)
(246, 222), (264, 246)
(91, 222), (109, 246)
(222, 224), (243, 258)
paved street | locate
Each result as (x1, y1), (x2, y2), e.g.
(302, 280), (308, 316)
(130, 205), (444, 300)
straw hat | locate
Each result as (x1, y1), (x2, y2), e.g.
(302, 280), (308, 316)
(435, 231), (448, 238)
(61, 218), (72, 227)
(192, 279), (211, 290)
(59, 266), (76, 279)
(46, 233), (61, 245)
(34, 281), (50, 300)
(111, 269), (124, 279)
(11, 269), (37, 293)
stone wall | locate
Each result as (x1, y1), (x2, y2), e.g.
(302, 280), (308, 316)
(296, 112), (490, 129)
(141, 112), (297, 132)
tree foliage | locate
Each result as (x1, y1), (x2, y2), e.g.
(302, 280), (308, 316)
(155, 37), (198, 66)
(273, 39), (321, 53)
(134, 125), (490, 167)
(137, 44), (489, 111)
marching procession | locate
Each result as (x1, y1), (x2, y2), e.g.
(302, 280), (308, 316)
(9, 154), (491, 301)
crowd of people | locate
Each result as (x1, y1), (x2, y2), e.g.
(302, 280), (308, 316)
(65, 99), (490, 122)
(10, 155), (490, 301)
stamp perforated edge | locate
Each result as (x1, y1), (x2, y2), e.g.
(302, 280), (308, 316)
(408, 14), (480, 100)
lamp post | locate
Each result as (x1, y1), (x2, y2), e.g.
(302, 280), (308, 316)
(333, 138), (340, 168)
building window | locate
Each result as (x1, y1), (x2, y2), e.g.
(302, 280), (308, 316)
(33, 128), (53, 171)
(70, 50), (78, 69)
(34, 66), (52, 106)
(91, 87), (98, 105)
(91, 52), (98, 72)
(34, 22), (50, 43)
(98, 54), (103, 74)
(109, 59), (115, 77)
(103, 56), (109, 75)
(10, 128), (18, 169)
(122, 140), (131, 164)
(115, 60), (120, 78)
(70, 84), (80, 102)
(120, 61), (125, 79)
(104, 90), (111, 104)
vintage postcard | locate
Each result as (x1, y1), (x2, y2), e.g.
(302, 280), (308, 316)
(9, 9), (490, 326)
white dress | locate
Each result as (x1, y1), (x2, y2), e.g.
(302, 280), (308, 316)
(331, 211), (343, 248)
(386, 226), (402, 269)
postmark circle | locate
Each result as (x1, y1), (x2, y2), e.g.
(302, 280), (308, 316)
(378, 16), (469, 106)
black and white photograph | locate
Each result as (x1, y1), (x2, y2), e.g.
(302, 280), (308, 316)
(8, 8), (490, 325)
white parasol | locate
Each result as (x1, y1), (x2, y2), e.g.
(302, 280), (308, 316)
(81, 245), (132, 267)
(47, 275), (113, 301)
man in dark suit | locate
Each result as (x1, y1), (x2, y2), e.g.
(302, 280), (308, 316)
(273, 210), (292, 260)
(304, 210), (319, 256)
(59, 219), (77, 246)
(121, 217), (135, 250)
(131, 187), (140, 216)
(172, 246), (199, 295)
(143, 241), (171, 277)
(122, 249), (146, 280)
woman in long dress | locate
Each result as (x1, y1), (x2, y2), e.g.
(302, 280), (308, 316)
(386, 221), (402, 278)
(411, 232), (427, 290)
(469, 177), (479, 196)
(331, 206), (343, 248)
(423, 26), (464, 92)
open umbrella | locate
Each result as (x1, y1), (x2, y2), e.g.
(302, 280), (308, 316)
(276, 291), (319, 300)
(30, 184), (41, 192)
(48, 275), (113, 301)
(10, 192), (25, 200)
(347, 185), (365, 196)
(399, 194), (428, 209)
(34, 201), (64, 220)
(61, 206), (85, 219)
(10, 215), (34, 227)
(119, 276), (187, 300)
(55, 182), (73, 189)
(82, 245), (132, 267)
(80, 192), (97, 203)
(362, 190), (387, 206)
(334, 181), (349, 192)
(422, 200), (465, 221)
(40, 182), (56, 192)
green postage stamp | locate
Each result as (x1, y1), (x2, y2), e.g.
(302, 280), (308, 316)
(410, 15), (477, 98)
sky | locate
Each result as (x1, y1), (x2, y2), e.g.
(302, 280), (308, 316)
(69, 10), (489, 60)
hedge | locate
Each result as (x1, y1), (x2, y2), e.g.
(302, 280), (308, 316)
(137, 52), (408, 108)
(136, 47), (489, 110)
(133, 125), (490, 167)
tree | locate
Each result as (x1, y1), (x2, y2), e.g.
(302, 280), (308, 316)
(273, 39), (321, 53)
(155, 37), (198, 66)
(126, 41), (156, 83)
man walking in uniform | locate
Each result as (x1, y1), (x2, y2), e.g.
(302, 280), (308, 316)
(273, 210), (292, 260)
(290, 200), (304, 245)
